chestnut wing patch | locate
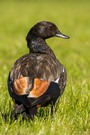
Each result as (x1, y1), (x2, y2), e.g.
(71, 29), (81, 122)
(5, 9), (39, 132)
(13, 77), (49, 98)
(28, 78), (50, 98)
(13, 76), (31, 95)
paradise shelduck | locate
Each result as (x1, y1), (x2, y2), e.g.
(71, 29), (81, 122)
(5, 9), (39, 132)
(7, 21), (70, 119)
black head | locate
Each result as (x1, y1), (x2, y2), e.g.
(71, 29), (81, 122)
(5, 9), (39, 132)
(26, 21), (70, 42)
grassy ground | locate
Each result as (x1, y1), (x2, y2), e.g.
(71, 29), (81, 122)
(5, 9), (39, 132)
(0, 0), (90, 135)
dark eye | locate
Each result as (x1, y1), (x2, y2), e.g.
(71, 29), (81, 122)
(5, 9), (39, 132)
(50, 26), (54, 30)
(49, 24), (56, 31)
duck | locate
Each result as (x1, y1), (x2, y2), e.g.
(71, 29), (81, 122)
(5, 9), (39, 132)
(7, 21), (70, 120)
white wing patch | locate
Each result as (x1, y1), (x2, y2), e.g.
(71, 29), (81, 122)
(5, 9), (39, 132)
(62, 67), (65, 72)
(54, 78), (59, 83)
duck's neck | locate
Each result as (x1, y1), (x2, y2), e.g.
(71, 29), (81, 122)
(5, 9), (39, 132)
(27, 36), (56, 58)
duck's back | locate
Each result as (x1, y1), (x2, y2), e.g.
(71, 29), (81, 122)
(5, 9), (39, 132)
(9, 53), (64, 83)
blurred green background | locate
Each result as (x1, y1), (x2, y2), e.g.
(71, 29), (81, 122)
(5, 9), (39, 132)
(0, 0), (90, 135)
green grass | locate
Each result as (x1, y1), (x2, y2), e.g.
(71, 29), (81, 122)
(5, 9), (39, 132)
(0, 0), (90, 135)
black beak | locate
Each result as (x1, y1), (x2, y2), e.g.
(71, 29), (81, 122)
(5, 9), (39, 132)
(55, 31), (70, 39)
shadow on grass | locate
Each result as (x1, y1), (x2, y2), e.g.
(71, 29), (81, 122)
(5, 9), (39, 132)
(0, 105), (57, 124)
